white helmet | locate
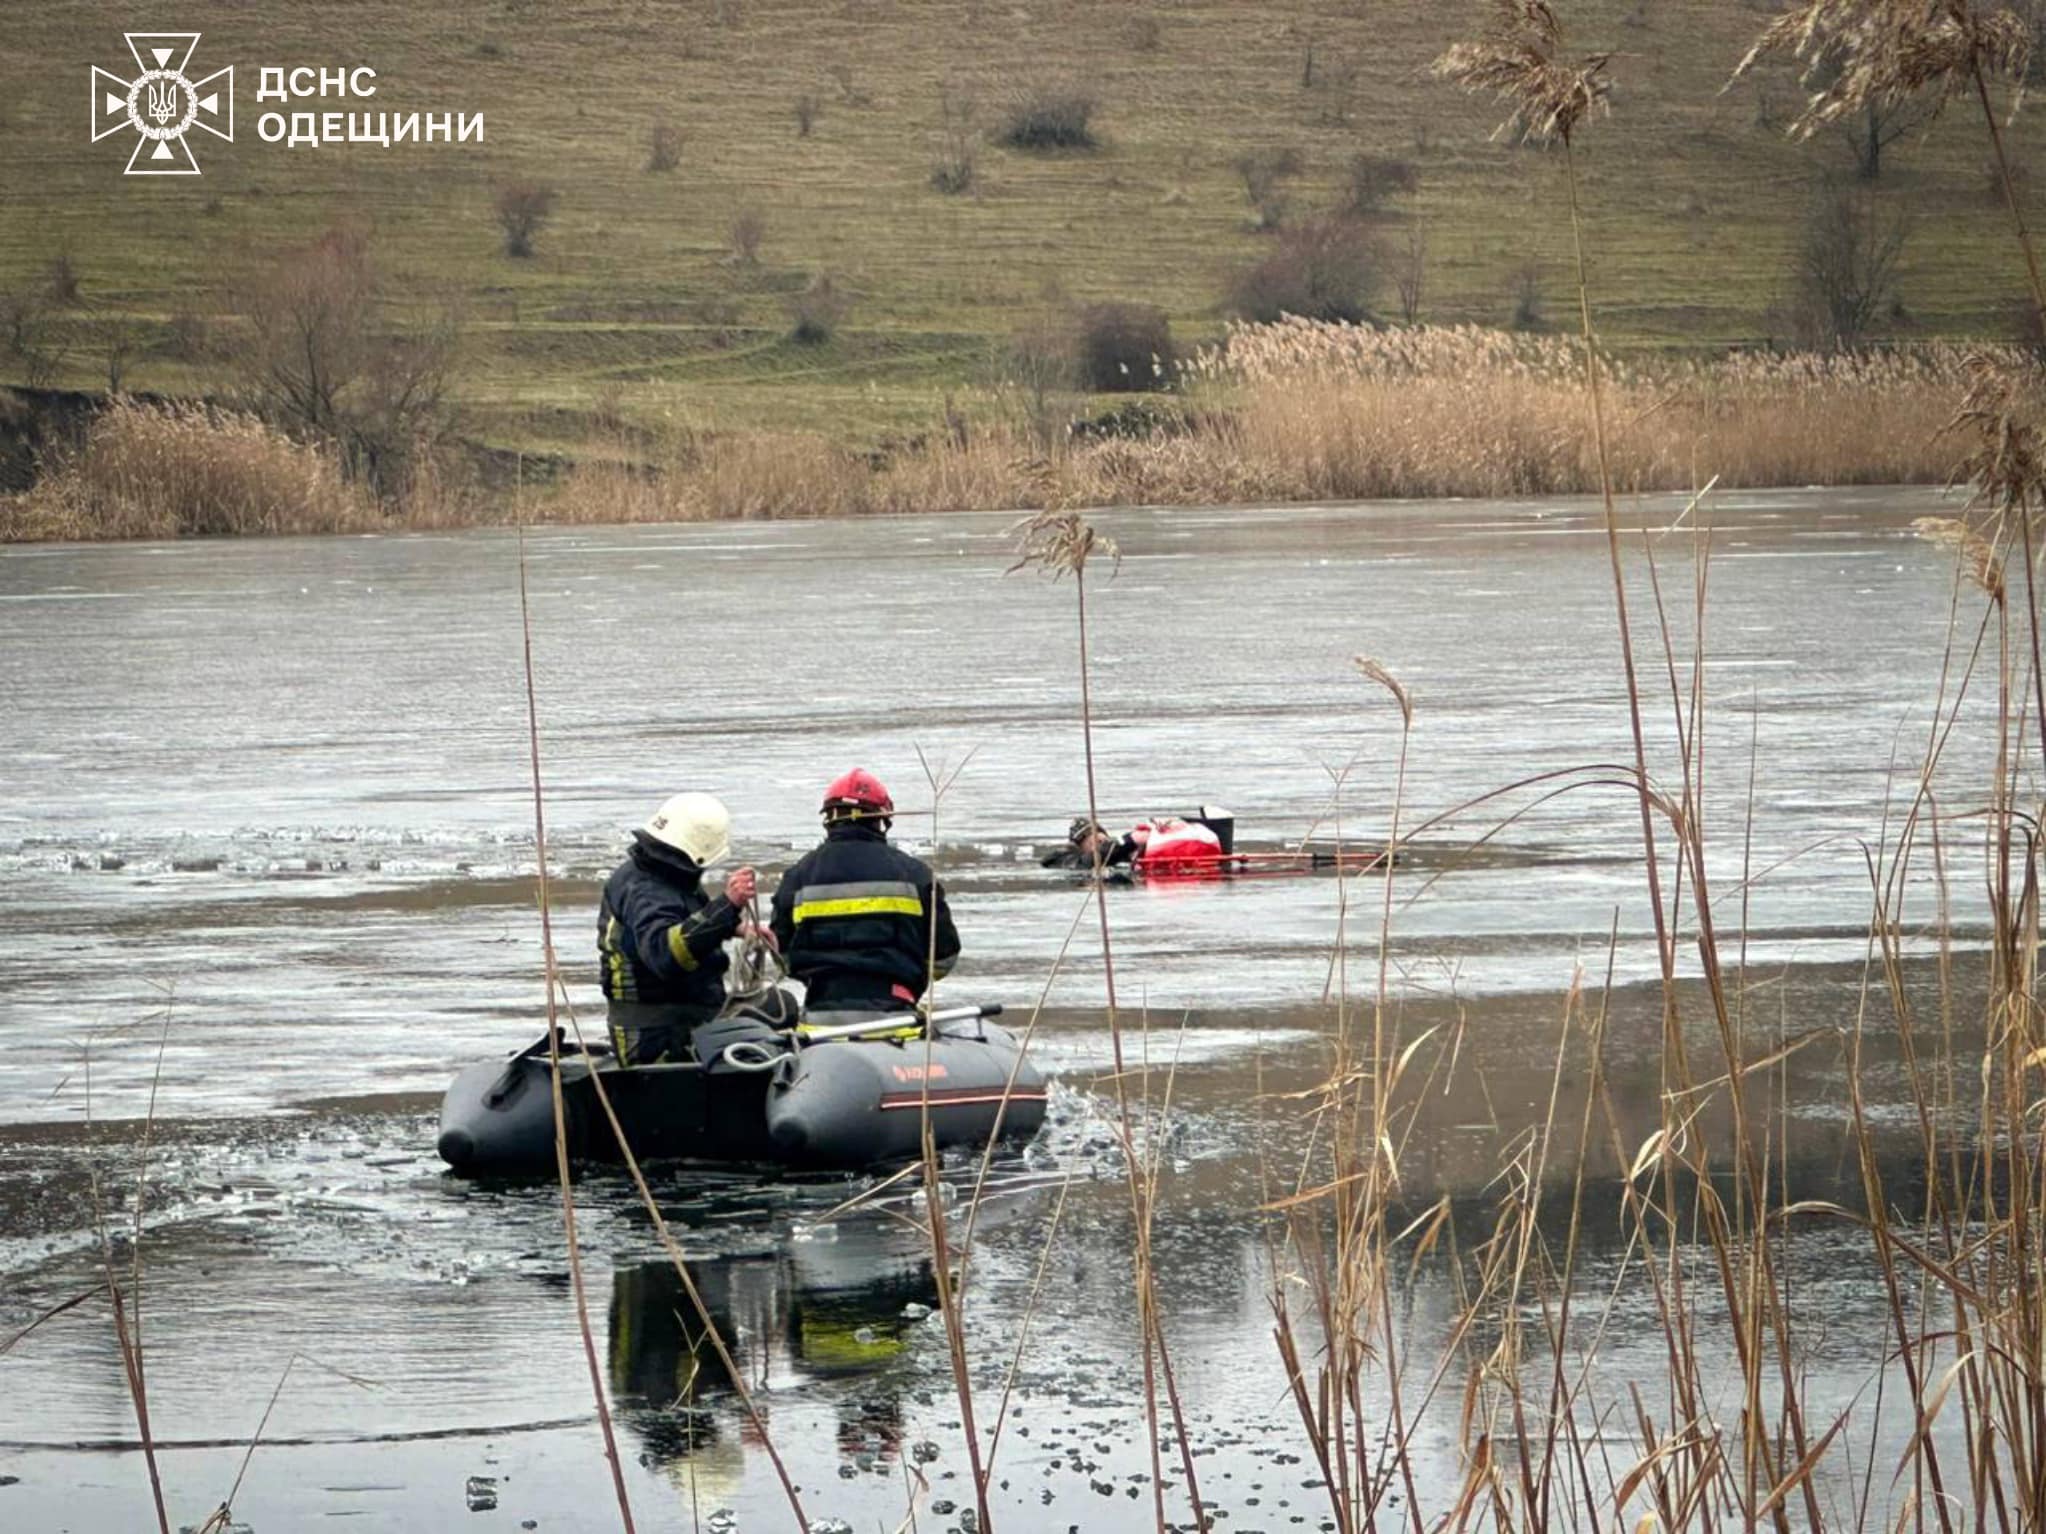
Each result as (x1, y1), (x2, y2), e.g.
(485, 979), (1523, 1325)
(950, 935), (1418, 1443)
(642, 792), (731, 867)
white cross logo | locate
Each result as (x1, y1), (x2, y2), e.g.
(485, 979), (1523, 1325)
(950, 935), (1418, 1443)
(91, 33), (233, 176)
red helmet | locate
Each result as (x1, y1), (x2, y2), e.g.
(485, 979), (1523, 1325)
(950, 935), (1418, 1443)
(821, 768), (894, 821)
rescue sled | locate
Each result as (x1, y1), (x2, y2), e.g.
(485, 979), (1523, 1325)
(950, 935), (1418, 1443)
(1076, 808), (1397, 883)
(435, 1003), (1047, 1175)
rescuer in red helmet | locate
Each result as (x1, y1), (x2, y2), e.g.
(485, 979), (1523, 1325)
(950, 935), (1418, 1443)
(769, 769), (961, 1018)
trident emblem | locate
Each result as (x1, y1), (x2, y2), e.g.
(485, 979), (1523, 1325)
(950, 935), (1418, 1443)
(145, 80), (179, 126)
(90, 33), (234, 177)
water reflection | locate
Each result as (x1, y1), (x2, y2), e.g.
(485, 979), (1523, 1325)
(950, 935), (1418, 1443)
(606, 1219), (939, 1491)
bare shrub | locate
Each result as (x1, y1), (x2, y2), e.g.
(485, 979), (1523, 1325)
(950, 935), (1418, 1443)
(788, 273), (849, 344)
(1073, 302), (1175, 392)
(1310, 49), (1362, 126)
(1233, 146), (1305, 232)
(8, 398), (371, 540)
(1987, 151), (2032, 205)
(1510, 262), (1546, 331)
(163, 309), (214, 363)
(0, 289), (68, 388)
(1341, 153), (1420, 217)
(729, 209), (767, 264)
(827, 62), (869, 105)
(1003, 315), (1078, 445)
(1129, 15), (1163, 53)
(44, 253), (82, 307)
(1391, 222), (1427, 324)
(494, 182), (557, 259)
(794, 92), (821, 137)
(646, 118), (682, 172)
(997, 83), (1097, 150)
(1837, 96), (1936, 181)
(931, 86), (979, 193)
(1227, 217), (1383, 324)
(1787, 181), (1909, 348)
(235, 225), (460, 497)
(90, 315), (136, 393)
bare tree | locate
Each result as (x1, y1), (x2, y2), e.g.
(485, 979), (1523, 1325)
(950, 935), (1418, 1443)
(787, 272), (849, 343)
(729, 209), (767, 264)
(931, 84), (978, 194)
(235, 226), (460, 496)
(1789, 181), (1909, 348)
(44, 253), (82, 307)
(1802, 45), (1936, 179)
(1233, 146), (1305, 231)
(1228, 217), (1384, 323)
(1342, 153), (1421, 218)
(1, 289), (68, 388)
(1839, 96), (1938, 181)
(493, 182), (557, 258)
(1510, 261), (1546, 331)
(1004, 315), (1076, 448)
(1392, 221), (1427, 324)
(646, 118), (682, 172)
(1311, 50), (1362, 126)
(92, 313), (136, 393)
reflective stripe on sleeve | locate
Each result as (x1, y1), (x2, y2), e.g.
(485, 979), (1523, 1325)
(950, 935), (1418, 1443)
(665, 923), (700, 970)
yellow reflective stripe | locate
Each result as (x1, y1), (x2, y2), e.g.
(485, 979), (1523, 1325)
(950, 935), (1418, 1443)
(605, 916), (630, 997)
(665, 922), (700, 971)
(792, 895), (924, 923)
(796, 1022), (922, 1041)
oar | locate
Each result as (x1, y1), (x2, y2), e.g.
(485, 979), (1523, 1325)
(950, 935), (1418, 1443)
(794, 1003), (1002, 1043)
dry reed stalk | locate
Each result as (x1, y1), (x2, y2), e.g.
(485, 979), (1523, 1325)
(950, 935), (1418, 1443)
(514, 518), (637, 1534)
(194, 1351), (376, 1534)
(75, 1030), (171, 1534)
(0, 1285), (103, 1356)
(907, 744), (995, 1534)
(543, 971), (813, 1532)
(1010, 508), (1205, 1534)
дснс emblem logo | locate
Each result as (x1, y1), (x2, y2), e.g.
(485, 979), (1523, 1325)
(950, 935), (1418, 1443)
(91, 33), (233, 176)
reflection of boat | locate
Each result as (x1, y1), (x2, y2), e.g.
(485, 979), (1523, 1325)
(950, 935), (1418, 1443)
(437, 1005), (1048, 1175)
(607, 1224), (939, 1484)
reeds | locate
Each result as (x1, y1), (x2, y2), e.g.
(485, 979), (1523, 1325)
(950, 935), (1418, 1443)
(4, 397), (375, 539)
(4, 332), (2004, 542)
(1242, 5), (2046, 1531)
(546, 337), (2004, 519)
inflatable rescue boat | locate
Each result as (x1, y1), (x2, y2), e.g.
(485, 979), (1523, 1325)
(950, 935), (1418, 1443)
(436, 1003), (1047, 1175)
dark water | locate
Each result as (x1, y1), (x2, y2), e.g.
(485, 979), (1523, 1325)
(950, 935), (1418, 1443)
(0, 489), (1995, 1529)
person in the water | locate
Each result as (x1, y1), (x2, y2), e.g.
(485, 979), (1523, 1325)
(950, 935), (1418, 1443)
(770, 769), (960, 1019)
(597, 791), (765, 1064)
(1043, 812), (1227, 875)
(1040, 816), (1138, 872)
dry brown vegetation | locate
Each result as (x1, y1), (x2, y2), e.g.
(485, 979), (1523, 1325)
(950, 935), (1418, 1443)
(542, 322), (2013, 525)
(10, 323), (2010, 540)
(1, 398), (375, 540)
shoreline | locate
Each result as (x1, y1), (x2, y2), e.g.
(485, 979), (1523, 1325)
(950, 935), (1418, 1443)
(2, 323), (2019, 543)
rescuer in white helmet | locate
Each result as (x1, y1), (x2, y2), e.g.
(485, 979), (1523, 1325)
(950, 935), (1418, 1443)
(597, 792), (764, 1064)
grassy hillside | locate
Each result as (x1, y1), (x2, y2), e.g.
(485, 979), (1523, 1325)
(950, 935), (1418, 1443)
(3, 0), (2043, 456)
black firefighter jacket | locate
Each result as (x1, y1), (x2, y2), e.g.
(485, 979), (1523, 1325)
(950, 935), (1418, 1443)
(597, 834), (744, 1017)
(769, 822), (960, 1010)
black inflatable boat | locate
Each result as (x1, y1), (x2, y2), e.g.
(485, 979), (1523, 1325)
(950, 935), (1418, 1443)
(436, 1004), (1048, 1175)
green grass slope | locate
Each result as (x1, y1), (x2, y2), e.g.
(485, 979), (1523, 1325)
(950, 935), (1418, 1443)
(3, 0), (2042, 452)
